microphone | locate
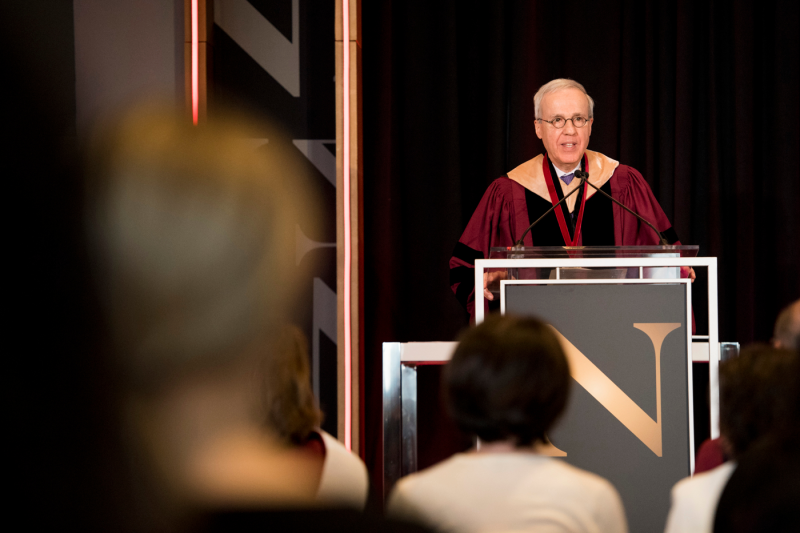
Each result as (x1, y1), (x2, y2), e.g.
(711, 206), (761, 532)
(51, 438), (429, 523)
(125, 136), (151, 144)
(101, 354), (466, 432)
(514, 172), (589, 247)
(573, 170), (670, 245)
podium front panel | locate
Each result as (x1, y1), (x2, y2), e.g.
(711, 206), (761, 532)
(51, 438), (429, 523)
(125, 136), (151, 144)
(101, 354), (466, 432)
(503, 280), (692, 533)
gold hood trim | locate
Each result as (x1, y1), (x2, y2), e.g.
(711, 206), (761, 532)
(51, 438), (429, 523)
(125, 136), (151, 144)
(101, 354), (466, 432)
(507, 150), (620, 203)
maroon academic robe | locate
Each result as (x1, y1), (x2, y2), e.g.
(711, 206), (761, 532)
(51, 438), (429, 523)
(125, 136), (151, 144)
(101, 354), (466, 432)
(450, 151), (682, 321)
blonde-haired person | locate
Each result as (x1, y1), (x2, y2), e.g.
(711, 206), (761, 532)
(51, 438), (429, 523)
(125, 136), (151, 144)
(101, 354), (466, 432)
(84, 105), (320, 530)
(257, 325), (369, 509)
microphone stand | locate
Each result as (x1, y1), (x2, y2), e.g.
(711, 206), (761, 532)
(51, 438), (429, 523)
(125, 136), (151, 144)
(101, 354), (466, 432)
(514, 173), (588, 247)
(573, 170), (670, 246)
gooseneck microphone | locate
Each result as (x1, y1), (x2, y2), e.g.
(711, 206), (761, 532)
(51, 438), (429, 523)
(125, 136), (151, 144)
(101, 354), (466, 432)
(514, 172), (589, 247)
(573, 170), (669, 245)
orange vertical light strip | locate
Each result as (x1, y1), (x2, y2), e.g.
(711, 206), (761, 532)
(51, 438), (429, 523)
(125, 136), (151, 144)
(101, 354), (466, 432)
(342, 0), (352, 451)
(191, 0), (199, 125)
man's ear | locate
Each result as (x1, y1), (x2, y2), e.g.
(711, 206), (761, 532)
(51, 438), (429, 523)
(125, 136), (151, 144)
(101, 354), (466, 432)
(534, 120), (543, 140)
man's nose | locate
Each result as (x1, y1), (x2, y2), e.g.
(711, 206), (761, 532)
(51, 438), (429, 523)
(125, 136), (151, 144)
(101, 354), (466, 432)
(563, 119), (578, 133)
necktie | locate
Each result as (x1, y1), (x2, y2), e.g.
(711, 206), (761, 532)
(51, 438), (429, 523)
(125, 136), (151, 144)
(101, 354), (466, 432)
(560, 172), (575, 186)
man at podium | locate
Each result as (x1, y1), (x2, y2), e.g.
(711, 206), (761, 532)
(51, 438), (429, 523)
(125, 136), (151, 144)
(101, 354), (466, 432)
(449, 78), (689, 321)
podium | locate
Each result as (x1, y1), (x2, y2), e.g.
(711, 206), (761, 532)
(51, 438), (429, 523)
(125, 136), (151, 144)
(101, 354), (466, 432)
(383, 246), (737, 532)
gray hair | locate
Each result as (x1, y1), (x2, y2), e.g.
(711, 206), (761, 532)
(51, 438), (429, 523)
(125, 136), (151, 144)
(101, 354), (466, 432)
(533, 79), (595, 119)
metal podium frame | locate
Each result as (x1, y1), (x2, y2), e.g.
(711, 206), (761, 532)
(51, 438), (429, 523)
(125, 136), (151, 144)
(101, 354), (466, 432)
(476, 256), (721, 432)
(382, 256), (730, 499)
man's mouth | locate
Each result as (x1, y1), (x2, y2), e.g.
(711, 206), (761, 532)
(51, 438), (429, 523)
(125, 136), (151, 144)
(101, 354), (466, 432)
(562, 143), (577, 148)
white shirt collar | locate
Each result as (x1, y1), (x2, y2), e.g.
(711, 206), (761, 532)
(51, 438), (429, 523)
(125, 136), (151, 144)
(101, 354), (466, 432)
(554, 163), (582, 179)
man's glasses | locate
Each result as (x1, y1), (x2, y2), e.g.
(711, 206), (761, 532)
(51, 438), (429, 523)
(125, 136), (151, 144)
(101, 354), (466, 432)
(538, 116), (591, 128)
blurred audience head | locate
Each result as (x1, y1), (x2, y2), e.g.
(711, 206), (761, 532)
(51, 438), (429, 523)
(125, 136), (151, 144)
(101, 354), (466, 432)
(772, 298), (800, 350)
(257, 324), (323, 446)
(713, 346), (799, 533)
(85, 104), (306, 392)
(83, 103), (319, 527)
(445, 315), (570, 447)
(718, 344), (799, 460)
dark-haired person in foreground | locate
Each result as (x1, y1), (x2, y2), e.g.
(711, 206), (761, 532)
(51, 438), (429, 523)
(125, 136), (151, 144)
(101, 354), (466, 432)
(387, 315), (627, 533)
(692, 298), (800, 474)
(712, 346), (799, 533)
(663, 345), (799, 533)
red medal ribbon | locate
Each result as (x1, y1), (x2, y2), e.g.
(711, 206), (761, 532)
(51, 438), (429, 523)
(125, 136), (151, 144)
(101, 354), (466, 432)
(542, 154), (588, 247)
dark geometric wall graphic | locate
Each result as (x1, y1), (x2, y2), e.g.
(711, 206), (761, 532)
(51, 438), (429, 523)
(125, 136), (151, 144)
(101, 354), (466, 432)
(212, 0), (339, 435)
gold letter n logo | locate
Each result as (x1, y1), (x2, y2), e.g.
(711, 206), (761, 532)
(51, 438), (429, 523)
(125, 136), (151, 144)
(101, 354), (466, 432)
(548, 323), (681, 457)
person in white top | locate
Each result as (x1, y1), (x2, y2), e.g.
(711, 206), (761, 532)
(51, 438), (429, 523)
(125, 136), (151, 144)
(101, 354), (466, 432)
(258, 325), (369, 509)
(663, 462), (736, 533)
(387, 315), (628, 533)
(663, 344), (799, 533)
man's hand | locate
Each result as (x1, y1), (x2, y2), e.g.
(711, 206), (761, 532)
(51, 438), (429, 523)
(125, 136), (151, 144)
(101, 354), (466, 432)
(483, 270), (508, 301)
(681, 266), (696, 283)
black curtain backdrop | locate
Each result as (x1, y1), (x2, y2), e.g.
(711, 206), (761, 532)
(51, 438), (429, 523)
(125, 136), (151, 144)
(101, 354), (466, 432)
(362, 0), (799, 499)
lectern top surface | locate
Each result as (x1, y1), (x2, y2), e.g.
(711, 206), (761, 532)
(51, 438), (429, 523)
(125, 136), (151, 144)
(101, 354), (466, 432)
(490, 245), (699, 259)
